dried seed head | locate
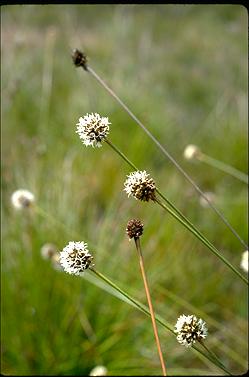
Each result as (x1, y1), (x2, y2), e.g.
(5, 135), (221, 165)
(11, 189), (35, 210)
(124, 170), (156, 202)
(126, 219), (144, 240)
(60, 241), (94, 276)
(183, 144), (200, 160)
(72, 48), (88, 70)
(174, 314), (208, 347)
(76, 113), (110, 148)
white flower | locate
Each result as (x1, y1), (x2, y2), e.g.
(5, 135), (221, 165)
(183, 145), (200, 160)
(124, 170), (156, 202)
(60, 241), (94, 275)
(76, 113), (110, 147)
(11, 189), (35, 210)
(240, 250), (248, 273)
(41, 243), (58, 260)
(89, 365), (108, 376)
(174, 314), (208, 347)
(199, 192), (216, 208)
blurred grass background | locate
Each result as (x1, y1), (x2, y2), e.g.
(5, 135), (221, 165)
(1, 4), (248, 376)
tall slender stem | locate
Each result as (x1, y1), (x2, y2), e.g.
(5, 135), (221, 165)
(134, 237), (167, 376)
(198, 340), (231, 375)
(155, 198), (248, 285)
(89, 269), (231, 375)
(85, 64), (247, 249)
(198, 153), (248, 184)
(105, 139), (248, 285)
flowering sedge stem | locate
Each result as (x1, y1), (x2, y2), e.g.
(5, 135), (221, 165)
(134, 237), (167, 376)
(198, 153), (248, 185)
(105, 139), (138, 170)
(105, 139), (248, 285)
(155, 198), (248, 285)
(198, 340), (232, 375)
(85, 64), (247, 249)
(89, 268), (229, 374)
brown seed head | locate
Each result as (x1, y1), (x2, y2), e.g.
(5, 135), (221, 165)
(126, 219), (144, 240)
(72, 49), (88, 71)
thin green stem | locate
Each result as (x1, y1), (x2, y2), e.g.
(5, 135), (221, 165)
(198, 153), (248, 185)
(155, 198), (248, 285)
(85, 64), (247, 249)
(105, 139), (138, 170)
(89, 268), (231, 375)
(105, 139), (248, 285)
(199, 340), (232, 375)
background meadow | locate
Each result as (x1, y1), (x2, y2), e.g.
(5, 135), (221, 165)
(1, 4), (248, 376)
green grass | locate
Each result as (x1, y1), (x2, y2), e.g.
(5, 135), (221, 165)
(1, 4), (248, 376)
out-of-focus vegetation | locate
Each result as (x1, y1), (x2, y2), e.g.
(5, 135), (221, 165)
(1, 4), (248, 376)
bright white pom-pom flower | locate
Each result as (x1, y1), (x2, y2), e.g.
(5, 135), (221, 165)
(124, 170), (156, 202)
(174, 314), (208, 347)
(240, 250), (248, 273)
(11, 189), (35, 210)
(76, 113), (110, 148)
(183, 144), (200, 160)
(89, 365), (108, 376)
(60, 241), (94, 275)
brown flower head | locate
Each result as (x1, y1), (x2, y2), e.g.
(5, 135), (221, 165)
(126, 219), (144, 240)
(72, 49), (88, 71)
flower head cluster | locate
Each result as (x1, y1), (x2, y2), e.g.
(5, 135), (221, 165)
(76, 113), (110, 148)
(126, 219), (144, 240)
(60, 241), (94, 276)
(89, 365), (108, 376)
(240, 250), (248, 273)
(183, 145), (200, 160)
(124, 170), (156, 202)
(174, 314), (208, 347)
(11, 189), (35, 210)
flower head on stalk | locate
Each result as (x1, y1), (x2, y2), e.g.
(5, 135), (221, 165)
(11, 189), (35, 210)
(126, 219), (144, 240)
(76, 113), (110, 148)
(183, 145), (200, 160)
(124, 170), (156, 202)
(60, 241), (94, 276)
(174, 314), (208, 347)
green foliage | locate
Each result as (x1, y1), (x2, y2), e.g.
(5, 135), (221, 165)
(1, 4), (248, 376)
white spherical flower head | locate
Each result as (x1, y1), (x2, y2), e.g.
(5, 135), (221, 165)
(60, 241), (94, 275)
(11, 189), (35, 210)
(76, 113), (110, 148)
(89, 365), (108, 376)
(41, 243), (58, 260)
(183, 145), (200, 160)
(174, 314), (208, 347)
(240, 250), (248, 273)
(124, 170), (156, 202)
